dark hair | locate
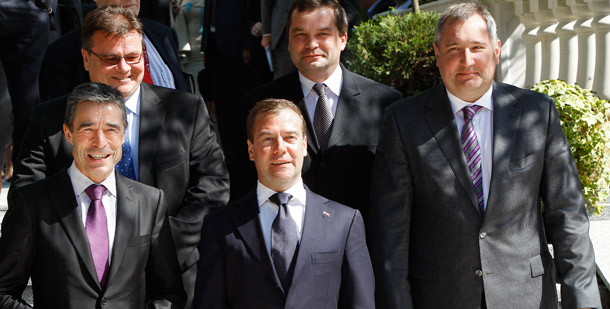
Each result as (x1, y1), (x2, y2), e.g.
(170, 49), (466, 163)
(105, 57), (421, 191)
(247, 98), (307, 142)
(82, 5), (144, 52)
(286, 0), (348, 36)
(435, 3), (497, 47)
(65, 82), (127, 131)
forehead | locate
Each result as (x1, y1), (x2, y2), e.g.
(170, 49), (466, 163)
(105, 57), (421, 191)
(91, 30), (142, 52)
(254, 109), (304, 133)
(74, 101), (122, 121)
(440, 14), (491, 45)
(290, 7), (338, 31)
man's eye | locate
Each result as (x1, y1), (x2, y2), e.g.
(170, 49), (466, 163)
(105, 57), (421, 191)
(124, 56), (140, 62)
(101, 57), (120, 64)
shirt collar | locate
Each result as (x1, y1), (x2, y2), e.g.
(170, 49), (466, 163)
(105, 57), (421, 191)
(124, 85), (141, 116)
(68, 161), (118, 198)
(298, 65), (343, 98)
(256, 179), (306, 209)
(447, 85), (494, 115)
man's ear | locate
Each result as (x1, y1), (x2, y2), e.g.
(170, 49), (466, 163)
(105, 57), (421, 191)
(303, 135), (308, 157)
(433, 43), (440, 67)
(63, 124), (74, 145)
(82, 49), (90, 72)
(247, 140), (255, 161)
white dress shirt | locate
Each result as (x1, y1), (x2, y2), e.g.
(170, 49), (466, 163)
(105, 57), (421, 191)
(144, 35), (176, 89)
(124, 86), (141, 179)
(447, 86), (494, 211)
(257, 180), (307, 254)
(299, 65), (343, 123)
(68, 162), (118, 263)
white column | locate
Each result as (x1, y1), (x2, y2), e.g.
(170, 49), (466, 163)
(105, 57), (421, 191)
(532, 0), (561, 81)
(516, 0), (542, 86)
(590, 0), (610, 98)
(552, 0), (579, 84)
(571, 0), (596, 89)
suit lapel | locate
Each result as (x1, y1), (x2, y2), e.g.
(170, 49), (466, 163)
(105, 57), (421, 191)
(138, 83), (165, 184)
(291, 189), (334, 285)
(106, 174), (137, 286)
(327, 66), (360, 149)
(230, 190), (283, 290)
(424, 85), (481, 213)
(486, 83), (521, 216)
(50, 170), (101, 291)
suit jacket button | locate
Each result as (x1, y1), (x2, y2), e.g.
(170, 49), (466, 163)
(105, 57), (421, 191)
(101, 297), (107, 305)
(479, 231), (486, 239)
(475, 269), (483, 277)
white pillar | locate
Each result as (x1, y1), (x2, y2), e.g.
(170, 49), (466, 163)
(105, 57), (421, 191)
(571, 0), (596, 89)
(590, 0), (610, 98)
(552, 0), (579, 84)
(516, 1), (542, 86)
(532, 0), (561, 81)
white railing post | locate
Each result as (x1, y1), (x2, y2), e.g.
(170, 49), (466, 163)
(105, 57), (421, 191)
(552, 0), (579, 84)
(570, 0), (596, 89)
(589, 0), (610, 98)
(532, 0), (561, 81)
(515, 0), (543, 87)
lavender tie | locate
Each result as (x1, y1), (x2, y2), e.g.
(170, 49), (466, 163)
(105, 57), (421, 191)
(85, 184), (109, 287)
(312, 83), (333, 150)
(461, 105), (485, 216)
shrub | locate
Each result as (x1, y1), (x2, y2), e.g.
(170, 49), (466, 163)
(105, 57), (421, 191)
(531, 80), (610, 215)
(346, 11), (441, 96)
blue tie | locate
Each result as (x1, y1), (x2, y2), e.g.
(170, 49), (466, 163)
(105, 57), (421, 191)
(116, 139), (136, 180)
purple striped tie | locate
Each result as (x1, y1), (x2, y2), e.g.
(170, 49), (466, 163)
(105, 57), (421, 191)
(461, 105), (485, 216)
(85, 184), (110, 287)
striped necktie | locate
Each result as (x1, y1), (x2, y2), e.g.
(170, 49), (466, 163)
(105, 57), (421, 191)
(461, 105), (485, 216)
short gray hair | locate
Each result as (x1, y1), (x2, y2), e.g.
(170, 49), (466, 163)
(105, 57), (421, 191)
(435, 3), (497, 47)
(65, 82), (127, 131)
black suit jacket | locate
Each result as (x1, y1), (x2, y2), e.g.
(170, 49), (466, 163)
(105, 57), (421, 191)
(39, 18), (188, 101)
(13, 82), (229, 279)
(193, 187), (375, 308)
(0, 170), (185, 308)
(232, 65), (402, 218)
(369, 82), (601, 308)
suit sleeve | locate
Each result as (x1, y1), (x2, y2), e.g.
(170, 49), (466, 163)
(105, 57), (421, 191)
(539, 99), (601, 308)
(11, 106), (51, 188)
(369, 108), (414, 309)
(146, 189), (188, 309)
(340, 210), (375, 309)
(192, 216), (226, 309)
(0, 190), (36, 309)
(169, 97), (230, 270)
(260, 0), (274, 35)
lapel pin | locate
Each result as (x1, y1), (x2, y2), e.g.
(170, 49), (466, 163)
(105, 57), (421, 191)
(322, 211), (330, 218)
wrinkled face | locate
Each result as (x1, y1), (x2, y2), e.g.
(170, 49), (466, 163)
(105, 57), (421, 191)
(248, 109), (308, 192)
(82, 30), (144, 98)
(288, 7), (347, 83)
(94, 0), (140, 15)
(434, 14), (500, 102)
(64, 101), (125, 183)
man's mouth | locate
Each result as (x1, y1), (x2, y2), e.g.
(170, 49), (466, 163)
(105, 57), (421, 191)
(271, 161), (289, 165)
(89, 154), (111, 160)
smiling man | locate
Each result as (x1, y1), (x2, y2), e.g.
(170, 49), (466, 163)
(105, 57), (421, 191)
(369, 3), (600, 308)
(232, 0), (401, 220)
(193, 98), (374, 308)
(12, 6), (229, 308)
(0, 83), (185, 308)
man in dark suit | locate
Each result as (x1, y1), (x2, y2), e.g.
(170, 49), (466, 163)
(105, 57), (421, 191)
(12, 6), (229, 308)
(370, 3), (600, 308)
(233, 0), (402, 218)
(39, 0), (189, 101)
(193, 98), (374, 308)
(0, 82), (185, 308)
(260, 0), (360, 79)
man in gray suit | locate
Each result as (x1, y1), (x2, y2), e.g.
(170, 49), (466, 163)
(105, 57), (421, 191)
(370, 3), (600, 308)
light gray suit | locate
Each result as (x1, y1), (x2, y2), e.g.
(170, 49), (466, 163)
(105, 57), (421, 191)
(370, 82), (601, 308)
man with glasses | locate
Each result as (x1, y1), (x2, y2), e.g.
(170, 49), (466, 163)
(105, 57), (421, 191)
(39, 0), (189, 101)
(12, 6), (229, 308)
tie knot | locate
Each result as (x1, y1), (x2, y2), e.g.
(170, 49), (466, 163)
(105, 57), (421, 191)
(269, 192), (293, 207)
(312, 83), (326, 97)
(462, 105), (482, 120)
(85, 184), (106, 201)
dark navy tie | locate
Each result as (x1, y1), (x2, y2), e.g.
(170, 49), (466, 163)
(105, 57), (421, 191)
(116, 139), (136, 180)
(269, 192), (297, 291)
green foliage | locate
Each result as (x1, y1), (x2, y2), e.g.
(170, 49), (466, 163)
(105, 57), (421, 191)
(531, 80), (610, 215)
(346, 11), (441, 96)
